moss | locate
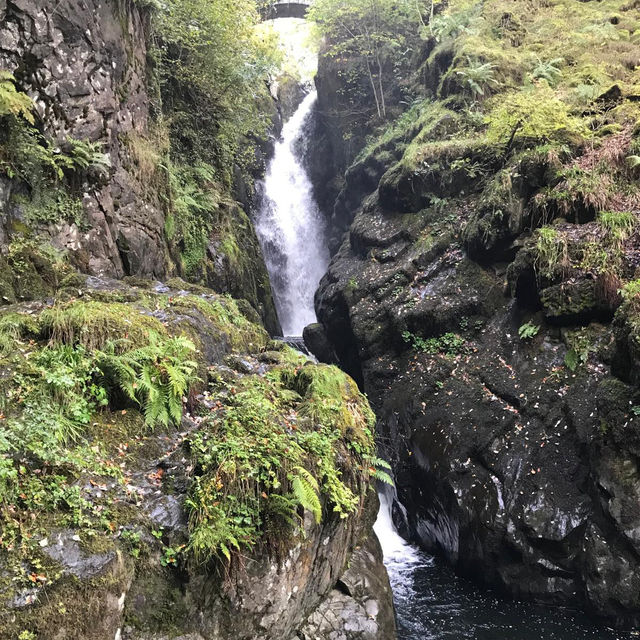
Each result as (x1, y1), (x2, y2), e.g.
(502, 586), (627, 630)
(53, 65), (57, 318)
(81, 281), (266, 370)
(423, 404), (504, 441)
(165, 276), (209, 294)
(541, 281), (600, 320)
(485, 85), (589, 147)
(170, 294), (269, 353)
(123, 568), (189, 634)
(84, 409), (150, 460)
(0, 549), (135, 640)
(39, 300), (167, 350)
(291, 364), (376, 446)
(0, 257), (17, 304)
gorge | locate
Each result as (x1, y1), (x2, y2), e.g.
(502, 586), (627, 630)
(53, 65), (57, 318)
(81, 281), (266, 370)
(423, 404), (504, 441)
(1, 0), (640, 639)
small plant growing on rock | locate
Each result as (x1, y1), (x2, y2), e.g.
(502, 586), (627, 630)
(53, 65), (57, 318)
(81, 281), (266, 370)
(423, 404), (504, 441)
(98, 332), (198, 427)
(0, 72), (34, 123)
(291, 466), (322, 524)
(598, 211), (636, 248)
(530, 56), (564, 86)
(534, 227), (569, 280)
(456, 58), (500, 99)
(518, 322), (540, 340)
(620, 279), (640, 304)
(402, 330), (467, 356)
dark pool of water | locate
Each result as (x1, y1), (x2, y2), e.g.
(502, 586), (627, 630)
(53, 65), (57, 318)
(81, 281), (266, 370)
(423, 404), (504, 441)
(375, 494), (636, 640)
(394, 552), (636, 640)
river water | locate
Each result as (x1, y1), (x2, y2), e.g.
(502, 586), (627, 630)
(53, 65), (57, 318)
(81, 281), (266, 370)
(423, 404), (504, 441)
(254, 93), (633, 640)
(374, 493), (634, 640)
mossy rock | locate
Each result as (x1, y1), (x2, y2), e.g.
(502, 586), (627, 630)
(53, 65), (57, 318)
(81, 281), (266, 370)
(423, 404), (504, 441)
(0, 544), (135, 640)
(540, 279), (615, 324)
(0, 257), (17, 304)
(39, 299), (167, 350)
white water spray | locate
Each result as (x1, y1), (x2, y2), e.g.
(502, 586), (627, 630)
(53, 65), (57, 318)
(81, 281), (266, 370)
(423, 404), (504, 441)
(374, 491), (428, 603)
(255, 91), (329, 336)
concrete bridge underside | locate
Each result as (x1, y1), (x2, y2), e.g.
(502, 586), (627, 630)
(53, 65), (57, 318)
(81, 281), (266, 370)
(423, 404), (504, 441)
(261, 2), (310, 20)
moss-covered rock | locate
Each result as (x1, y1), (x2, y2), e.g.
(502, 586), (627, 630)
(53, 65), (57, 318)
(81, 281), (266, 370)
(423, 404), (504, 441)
(0, 277), (391, 639)
(309, 0), (640, 628)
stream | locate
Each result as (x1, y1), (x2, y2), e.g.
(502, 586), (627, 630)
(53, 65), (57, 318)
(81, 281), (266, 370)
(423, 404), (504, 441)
(254, 93), (633, 640)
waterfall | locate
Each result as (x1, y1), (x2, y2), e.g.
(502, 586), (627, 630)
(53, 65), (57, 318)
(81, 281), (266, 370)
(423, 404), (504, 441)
(255, 91), (329, 337)
(374, 491), (427, 600)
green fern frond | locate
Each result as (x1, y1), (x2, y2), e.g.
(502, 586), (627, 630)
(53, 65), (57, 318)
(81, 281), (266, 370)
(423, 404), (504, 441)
(374, 469), (395, 486)
(291, 467), (322, 524)
(0, 71), (34, 124)
(97, 332), (197, 428)
(367, 456), (392, 470)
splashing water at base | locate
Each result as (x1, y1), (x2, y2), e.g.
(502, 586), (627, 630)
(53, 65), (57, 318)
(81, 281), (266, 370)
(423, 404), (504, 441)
(255, 91), (329, 336)
(374, 492), (634, 640)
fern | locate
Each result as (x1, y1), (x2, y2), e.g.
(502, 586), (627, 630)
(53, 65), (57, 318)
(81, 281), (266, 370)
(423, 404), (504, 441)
(365, 456), (395, 486)
(456, 58), (499, 99)
(64, 138), (111, 175)
(373, 469), (395, 486)
(291, 467), (322, 524)
(0, 71), (34, 124)
(530, 56), (564, 86)
(98, 332), (198, 427)
(367, 456), (392, 470)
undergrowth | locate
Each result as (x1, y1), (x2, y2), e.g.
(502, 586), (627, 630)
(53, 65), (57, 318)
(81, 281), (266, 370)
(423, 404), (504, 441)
(186, 363), (386, 563)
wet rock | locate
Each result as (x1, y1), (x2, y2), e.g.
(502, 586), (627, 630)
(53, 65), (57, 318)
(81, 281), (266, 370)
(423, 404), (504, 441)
(43, 530), (116, 579)
(303, 322), (339, 364)
(146, 495), (185, 532)
(312, 92), (640, 629)
(300, 530), (396, 639)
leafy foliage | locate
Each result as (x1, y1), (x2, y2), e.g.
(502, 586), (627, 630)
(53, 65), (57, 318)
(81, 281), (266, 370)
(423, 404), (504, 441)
(530, 56), (564, 86)
(402, 330), (467, 356)
(0, 72), (34, 123)
(98, 332), (198, 427)
(291, 466), (322, 524)
(154, 0), (282, 179)
(186, 362), (378, 563)
(518, 322), (540, 340)
(308, 0), (424, 119)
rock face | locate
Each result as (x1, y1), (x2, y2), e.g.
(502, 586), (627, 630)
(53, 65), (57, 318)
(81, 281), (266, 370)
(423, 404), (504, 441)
(0, 276), (396, 639)
(310, 9), (640, 626)
(0, 0), (164, 277)
(0, 0), (280, 333)
(316, 177), (640, 627)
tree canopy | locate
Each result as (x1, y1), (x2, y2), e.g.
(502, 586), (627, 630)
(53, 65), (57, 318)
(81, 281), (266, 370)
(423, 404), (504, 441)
(308, 0), (426, 118)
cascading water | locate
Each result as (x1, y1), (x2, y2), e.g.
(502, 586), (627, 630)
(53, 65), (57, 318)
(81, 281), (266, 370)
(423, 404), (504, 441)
(255, 91), (329, 336)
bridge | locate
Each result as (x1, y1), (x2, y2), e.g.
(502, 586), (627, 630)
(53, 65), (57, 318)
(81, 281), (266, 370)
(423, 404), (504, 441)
(260, 1), (311, 20)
